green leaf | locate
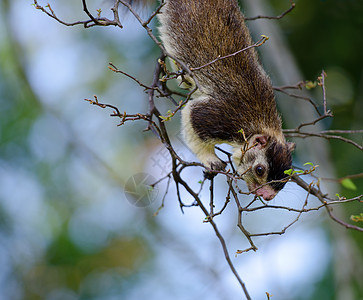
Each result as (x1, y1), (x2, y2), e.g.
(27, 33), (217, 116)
(305, 81), (317, 90)
(284, 169), (292, 175)
(292, 170), (304, 175)
(159, 114), (171, 121)
(97, 8), (102, 18)
(303, 162), (314, 167)
(237, 128), (244, 134)
(284, 169), (303, 176)
(350, 213), (363, 222)
(341, 178), (357, 191)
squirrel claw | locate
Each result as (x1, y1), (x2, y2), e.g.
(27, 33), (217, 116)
(203, 170), (217, 180)
(203, 160), (227, 180)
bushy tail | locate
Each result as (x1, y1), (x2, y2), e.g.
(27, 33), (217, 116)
(157, 0), (265, 97)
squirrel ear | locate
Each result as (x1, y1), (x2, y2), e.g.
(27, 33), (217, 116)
(287, 142), (296, 152)
(254, 135), (269, 148)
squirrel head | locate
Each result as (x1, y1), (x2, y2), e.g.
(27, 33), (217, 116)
(233, 135), (295, 200)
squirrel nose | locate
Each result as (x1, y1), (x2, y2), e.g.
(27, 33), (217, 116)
(255, 187), (276, 201)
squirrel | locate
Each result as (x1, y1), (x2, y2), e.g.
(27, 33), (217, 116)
(139, 0), (295, 200)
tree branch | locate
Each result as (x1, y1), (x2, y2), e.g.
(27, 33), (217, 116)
(245, 0), (296, 21)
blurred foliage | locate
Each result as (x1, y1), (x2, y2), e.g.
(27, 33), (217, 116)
(269, 1), (363, 298)
(272, 0), (363, 237)
(22, 235), (150, 299)
(0, 0), (156, 298)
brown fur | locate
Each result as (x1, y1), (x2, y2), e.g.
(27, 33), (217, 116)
(159, 0), (281, 140)
(158, 0), (294, 199)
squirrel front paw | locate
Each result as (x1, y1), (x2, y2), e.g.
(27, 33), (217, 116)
(203, 160), (227, 180)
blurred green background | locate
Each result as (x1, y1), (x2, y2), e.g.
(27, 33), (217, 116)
(0, 0), (362, 299)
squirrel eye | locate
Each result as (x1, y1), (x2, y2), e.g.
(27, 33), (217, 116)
(255, 165), (265, 176)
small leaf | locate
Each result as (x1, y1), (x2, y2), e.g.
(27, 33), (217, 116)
(284, 169), (292, 175)
(305, 81), (317, 90)
(350, 213), (363, 222)
(341, 178), (357, 191)
(97, 8), (102, 18)
(237, 128), (244, 134)
(198, 180), (203, 184)
(336, 193), (346, 200)
(303, 162), (314, 167)
(292, 170), (304, 175)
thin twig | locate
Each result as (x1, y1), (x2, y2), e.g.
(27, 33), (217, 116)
(274, 87), (321, 116)
(154, 175), (172, 216)
(174, 173), (252, 300)
(292, 176), (363, 232)
(33, 0), (121, 28)
(109, 62), (153, 90)
(250, 182), (312, 237)
(295, 113), (333, 131)
(320, 129), (363, 134)
(321, 172), (363, 182)
(118, 0), (202, 91)
(82, 0), (99, 25)
(245, 0), (296, 21)
(228, 178), (258, 252)
(318, 70), (328, 114)
(284, 132), (363, 151)
(191, 36), (269, 71)
(209, 178), (215, 218)
(143, 0), (166, 26)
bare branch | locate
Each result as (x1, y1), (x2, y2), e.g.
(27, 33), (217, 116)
(318, 70), (328, 114)
(274, 86), (321, 116)
(143, 0), (166, 26)
(173, 171), (252, 299)
(191, 35), (269, 71)
(33, 0), (122, 28)
(292, 176), (363, 232)
(320, 129), (363, 134)
(245, 0), (296, 21)
(108, 62), (154, 90)
(284, 132), (363, 151)
(295, 113), (334, 131)
(321, 172), (363, 182)
(153, 174), (172, 216)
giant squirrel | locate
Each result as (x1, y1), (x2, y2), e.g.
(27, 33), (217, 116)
(136, 0), (295, 200)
